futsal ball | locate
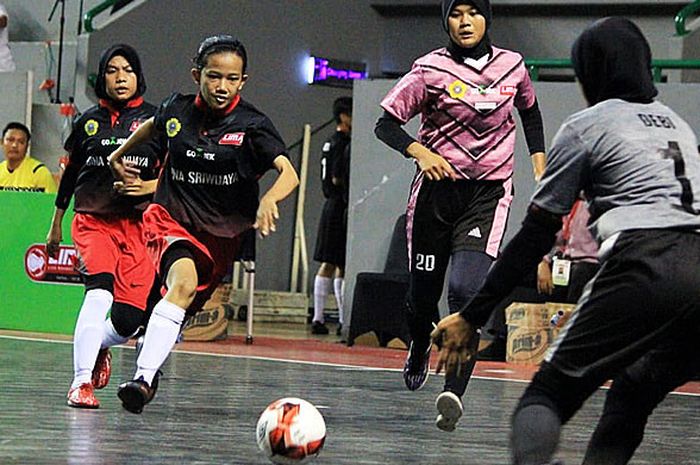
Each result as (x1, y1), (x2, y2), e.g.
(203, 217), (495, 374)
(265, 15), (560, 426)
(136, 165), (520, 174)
(256, 397), (326, 464)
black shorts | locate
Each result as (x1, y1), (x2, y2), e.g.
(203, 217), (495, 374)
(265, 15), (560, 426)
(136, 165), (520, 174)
(546, 229), (700, 379)
(407, 177), (512, 273)
(313, 197), (347, 267)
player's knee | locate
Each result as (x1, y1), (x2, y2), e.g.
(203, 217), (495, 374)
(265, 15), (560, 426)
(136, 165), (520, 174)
(447, 251), (492, 308)
(167, 277), (198, 306)
(84, 272), (114, 295)
(111, 302), (147, 337)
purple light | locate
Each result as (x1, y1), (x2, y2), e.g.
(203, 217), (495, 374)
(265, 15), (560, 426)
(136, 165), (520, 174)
(308, 56), (367, 87)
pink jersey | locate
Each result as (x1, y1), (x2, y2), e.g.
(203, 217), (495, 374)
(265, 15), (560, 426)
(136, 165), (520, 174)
(381, 46), (537, 180)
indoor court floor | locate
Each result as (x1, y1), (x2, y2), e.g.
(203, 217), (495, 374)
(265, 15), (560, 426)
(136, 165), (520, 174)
(1, 330), (698, 465)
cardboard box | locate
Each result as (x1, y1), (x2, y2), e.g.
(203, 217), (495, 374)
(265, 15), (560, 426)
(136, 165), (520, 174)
(505, 302), (575, 365)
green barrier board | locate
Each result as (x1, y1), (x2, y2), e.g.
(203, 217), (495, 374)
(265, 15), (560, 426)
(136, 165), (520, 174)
(0, 191), (82, 334)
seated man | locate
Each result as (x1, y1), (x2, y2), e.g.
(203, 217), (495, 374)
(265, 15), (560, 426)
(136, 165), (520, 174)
(0, 122), (57, 193)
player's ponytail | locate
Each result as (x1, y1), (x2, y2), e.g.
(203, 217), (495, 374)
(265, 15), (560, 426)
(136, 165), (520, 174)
(193, 35), (248, 74)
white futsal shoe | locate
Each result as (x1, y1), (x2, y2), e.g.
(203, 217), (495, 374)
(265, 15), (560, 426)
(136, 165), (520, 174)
(435, 391), (463, 432)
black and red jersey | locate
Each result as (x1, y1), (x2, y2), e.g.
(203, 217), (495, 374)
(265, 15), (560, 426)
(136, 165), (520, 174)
(56, 97), (165, 216)
(152, 93), (287, 238)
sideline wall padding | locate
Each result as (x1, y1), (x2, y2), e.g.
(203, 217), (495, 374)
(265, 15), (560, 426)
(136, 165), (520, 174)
(0, 192), (82, 334)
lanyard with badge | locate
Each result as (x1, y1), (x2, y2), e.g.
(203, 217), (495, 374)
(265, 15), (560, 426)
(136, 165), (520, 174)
(552, 200), (582, 287)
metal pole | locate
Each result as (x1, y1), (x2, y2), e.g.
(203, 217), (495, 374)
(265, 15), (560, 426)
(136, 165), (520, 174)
(244, 260), (255, 344)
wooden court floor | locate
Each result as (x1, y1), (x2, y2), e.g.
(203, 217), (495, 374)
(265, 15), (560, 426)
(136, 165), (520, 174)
(0, 331), (698, 465)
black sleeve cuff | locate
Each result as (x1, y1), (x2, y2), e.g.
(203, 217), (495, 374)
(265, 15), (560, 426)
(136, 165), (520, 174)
(55, 161), (80, 210)
(460, 205), (562, 327)
(374, 111), (416, 157)
(518, 99), (546, 155)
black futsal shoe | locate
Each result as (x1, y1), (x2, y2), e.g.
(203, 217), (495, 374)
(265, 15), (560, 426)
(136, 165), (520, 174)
(311, 321), (329, 335)
(403, 341), (431, 391)
(118, 377), (156, 414)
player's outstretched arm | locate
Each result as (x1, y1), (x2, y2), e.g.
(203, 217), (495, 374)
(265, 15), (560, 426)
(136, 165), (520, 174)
(254, 155), (300, 237)
(108, 117), (157, 181)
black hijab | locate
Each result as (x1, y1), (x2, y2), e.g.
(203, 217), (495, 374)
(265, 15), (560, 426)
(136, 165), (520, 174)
(571, 17), (657, 106)
(94, 43), (146, 101)
(442, 0), (492, 61)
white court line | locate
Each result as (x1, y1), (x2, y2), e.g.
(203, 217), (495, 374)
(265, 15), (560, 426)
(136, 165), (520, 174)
(2, 334), (699, 398)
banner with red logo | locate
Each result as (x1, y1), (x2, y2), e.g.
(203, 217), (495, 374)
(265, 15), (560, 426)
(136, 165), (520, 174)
(25, 244), (82, 284)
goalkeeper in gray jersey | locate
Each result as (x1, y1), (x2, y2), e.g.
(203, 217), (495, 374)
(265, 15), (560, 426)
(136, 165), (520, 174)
(431, 17), (700, 465)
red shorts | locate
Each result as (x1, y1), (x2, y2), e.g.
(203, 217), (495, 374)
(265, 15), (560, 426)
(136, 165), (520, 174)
(71, 213), (155, 310)
(142, 204), (241, 313)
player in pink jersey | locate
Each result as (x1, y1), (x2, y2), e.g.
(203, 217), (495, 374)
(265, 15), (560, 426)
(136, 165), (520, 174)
(375, 0), (546, 432)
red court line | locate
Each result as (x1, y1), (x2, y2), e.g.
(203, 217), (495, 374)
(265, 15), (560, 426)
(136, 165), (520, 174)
(177, 336), (700, 396)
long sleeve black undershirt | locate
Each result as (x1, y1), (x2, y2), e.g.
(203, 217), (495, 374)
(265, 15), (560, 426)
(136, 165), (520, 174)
(517, 99), (545, 154)
(55, 160), (80, 210)
(374, 112), (416, 157)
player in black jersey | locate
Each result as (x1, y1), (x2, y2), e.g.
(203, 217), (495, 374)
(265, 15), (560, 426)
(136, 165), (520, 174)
(46, 44), (164, 409)
(108, 35), (299, 414)
(311, 97), (352, 336)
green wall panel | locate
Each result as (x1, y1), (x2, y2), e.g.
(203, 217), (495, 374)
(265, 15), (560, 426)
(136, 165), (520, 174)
(0, 192), (82, 334)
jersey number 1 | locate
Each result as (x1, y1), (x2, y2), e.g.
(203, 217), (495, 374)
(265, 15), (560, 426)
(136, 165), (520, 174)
(660, 141), (700, 215)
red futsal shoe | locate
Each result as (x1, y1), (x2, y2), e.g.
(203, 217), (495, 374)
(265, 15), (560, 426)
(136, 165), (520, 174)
(67, 383), (100, 409)
(92, 348), (112, 390)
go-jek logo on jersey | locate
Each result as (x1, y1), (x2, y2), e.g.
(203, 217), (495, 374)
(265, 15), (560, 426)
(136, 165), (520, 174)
(24, 244), (82, 285)
(84, 119), (99, 136)
(219, 132), (245, 146)
(100, 137), (128, 146)
(166, 118), (182, 138)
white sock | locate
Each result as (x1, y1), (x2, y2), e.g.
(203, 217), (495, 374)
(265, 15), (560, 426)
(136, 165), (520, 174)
(134, 299), (185, 385)
(71, 289), (113, 389)
(313, 276), (332, 324)
(333, 277), (344, 325)
(100, 318), (130, 349)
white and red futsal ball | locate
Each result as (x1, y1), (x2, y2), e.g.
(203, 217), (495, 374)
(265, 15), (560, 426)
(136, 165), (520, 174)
(256, 397), (326, 464)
